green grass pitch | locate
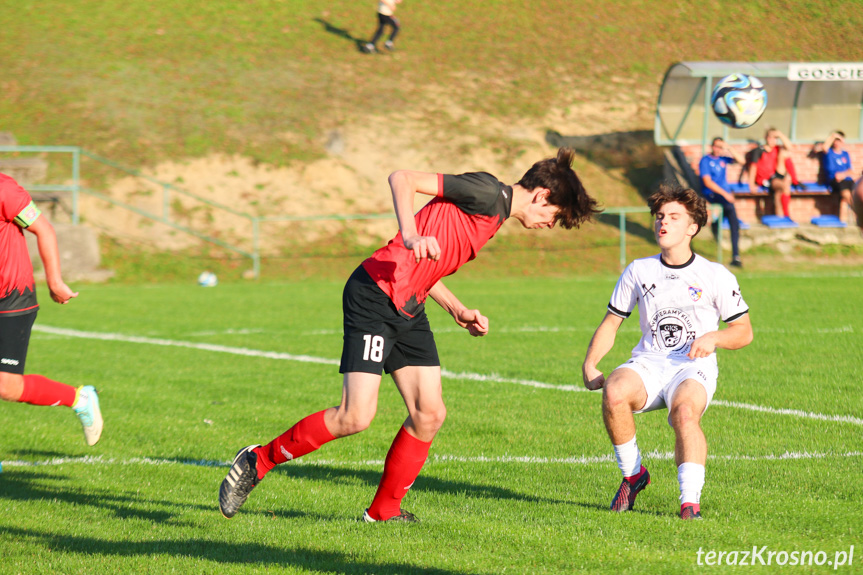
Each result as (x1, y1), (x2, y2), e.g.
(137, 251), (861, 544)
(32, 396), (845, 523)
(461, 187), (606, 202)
(1, 270), (861, 574)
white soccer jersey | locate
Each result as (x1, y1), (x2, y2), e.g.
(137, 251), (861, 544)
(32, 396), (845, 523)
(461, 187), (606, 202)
(608, 253), (748, 366)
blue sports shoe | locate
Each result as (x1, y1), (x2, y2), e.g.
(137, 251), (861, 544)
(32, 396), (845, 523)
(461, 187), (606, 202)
(73, 386), (103, 446)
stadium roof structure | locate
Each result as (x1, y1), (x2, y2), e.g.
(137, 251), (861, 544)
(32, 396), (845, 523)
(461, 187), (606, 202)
(655, 61), (863, 152)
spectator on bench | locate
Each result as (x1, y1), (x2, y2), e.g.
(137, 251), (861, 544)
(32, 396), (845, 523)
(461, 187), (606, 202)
(699, 137), (745, 268)
(747, 128), (803, 219)
(822, 131), (857, 224)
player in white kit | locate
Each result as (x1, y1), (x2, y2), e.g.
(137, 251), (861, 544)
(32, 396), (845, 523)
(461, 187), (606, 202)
(582, 183), (753, 520)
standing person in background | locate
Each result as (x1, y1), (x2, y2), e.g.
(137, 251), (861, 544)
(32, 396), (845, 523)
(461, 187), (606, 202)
(0, 173), (103, 446)
(822, 131), (857, 225)
(363, 0), (402, 54)
(699, 137), (745, 268)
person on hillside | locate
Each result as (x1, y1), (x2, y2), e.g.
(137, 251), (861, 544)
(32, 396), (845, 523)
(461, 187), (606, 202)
(747, 128), (802, 219)
(219, 149), (600, 522)
(699, 137), (745, 268)
(822, 131), (857, 224)
(362, 0), (402, 54)
(582, 183), (753, 520)
(0, 173), (103, 446)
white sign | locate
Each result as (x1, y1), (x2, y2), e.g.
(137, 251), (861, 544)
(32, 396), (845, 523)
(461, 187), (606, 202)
(788, 63), (863, 81)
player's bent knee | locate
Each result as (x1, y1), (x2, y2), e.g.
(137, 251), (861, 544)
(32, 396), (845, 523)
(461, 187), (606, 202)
(413, 404), (447, 434)
(670, 402), (701, 429)
(603, 381), (638, 412)
(0, 376), (22, 402)
(332, 409), (376, 437)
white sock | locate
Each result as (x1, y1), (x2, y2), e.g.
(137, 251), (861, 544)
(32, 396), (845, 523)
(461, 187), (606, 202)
(678, 462), (705, 505)
(613, 436), (642, 478)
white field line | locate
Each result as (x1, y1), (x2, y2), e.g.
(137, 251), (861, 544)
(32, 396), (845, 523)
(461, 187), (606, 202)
(2, 450), (861, 470)
(712, 400), (863, 425)
(210, 325), (855, 336)
(33, 325), (862, 425)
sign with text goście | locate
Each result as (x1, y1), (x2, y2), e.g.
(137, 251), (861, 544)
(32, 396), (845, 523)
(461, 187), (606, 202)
(788, 63), (863, 81)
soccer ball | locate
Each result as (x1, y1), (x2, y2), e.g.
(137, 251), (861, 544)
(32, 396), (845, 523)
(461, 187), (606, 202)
(710, 74), (767, 129)
(197, 271), (218, 287)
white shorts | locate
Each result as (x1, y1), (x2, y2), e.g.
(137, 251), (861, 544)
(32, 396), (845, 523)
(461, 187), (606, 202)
(614, 354), (718, 426)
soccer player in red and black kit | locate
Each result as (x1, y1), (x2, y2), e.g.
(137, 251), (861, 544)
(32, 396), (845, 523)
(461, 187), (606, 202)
(0, 173), (103, 446)
(219, 148), (599, 522)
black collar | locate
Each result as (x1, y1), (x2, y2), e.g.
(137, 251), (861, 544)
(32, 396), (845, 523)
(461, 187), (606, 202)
(660, 252), (695, 269)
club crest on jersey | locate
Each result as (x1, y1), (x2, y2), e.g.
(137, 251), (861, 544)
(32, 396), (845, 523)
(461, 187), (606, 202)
(650, 308), (696, 355)
(688, 285), (703, 301)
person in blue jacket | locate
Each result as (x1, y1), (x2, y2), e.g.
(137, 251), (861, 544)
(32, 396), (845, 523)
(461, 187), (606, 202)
(822, 131), (856, 224)
(699, 137), (746, 267)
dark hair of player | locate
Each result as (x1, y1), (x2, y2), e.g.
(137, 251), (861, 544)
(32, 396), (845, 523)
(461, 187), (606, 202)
(647, 182), (708, 236)
(517, 147), (601, 229)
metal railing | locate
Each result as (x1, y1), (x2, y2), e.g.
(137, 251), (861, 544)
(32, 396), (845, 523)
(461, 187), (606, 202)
(0, 146), (723, 277)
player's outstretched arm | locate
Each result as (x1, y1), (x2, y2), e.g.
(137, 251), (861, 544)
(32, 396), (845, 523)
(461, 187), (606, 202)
(428, 280), (489, 337)
(25, 215), (78, 304)
(582, 311), (624, 390)
(388, 170), (442, 263)
(724, 142), (746, 166)
(687, 314), (753, 359)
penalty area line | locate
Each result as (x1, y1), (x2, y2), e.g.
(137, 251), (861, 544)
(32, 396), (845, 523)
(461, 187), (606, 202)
(2, 451), (861, 470)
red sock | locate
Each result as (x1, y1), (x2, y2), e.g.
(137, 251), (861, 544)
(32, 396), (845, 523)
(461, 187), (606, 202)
(254, 410), (335, 480)
(625, 465), (647, 485)
(19, 375), (76, 407)
(366, 427), (432, 521)
(781, 194), (791, 218)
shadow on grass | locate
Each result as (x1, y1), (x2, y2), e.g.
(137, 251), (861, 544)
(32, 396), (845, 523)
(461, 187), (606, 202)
(276, 463), (570, 504)
(0, 526), (490, 575)
(314, 18), (368, 53)
(0, 471), (212, 523)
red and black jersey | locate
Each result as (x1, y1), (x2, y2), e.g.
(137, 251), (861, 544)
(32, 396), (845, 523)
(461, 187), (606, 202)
(0, 174), (39, 316)
(362, 171), (511, 318)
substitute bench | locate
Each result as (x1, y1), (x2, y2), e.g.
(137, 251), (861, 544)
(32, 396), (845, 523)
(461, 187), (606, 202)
(676, 142), (863, 226)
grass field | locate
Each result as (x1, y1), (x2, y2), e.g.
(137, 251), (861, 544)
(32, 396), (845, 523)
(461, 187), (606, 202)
(2, 1), (862, 167)
(1, 268), (861, 574)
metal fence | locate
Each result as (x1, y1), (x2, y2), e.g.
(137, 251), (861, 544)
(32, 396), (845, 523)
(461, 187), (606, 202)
(0, 146), (723, 276)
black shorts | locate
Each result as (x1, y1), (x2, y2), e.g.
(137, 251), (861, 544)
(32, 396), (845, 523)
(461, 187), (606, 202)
(831, 178), (855, 195)
(0, 311), (37, 375)
(340, 266), (439, 375)
(760, 172), (786, 187)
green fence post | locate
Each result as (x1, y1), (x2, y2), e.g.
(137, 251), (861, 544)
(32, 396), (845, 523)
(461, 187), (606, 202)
(72, 147), (80, 225)
(619, 211), (626, 271)
(252, 218), (260, 279)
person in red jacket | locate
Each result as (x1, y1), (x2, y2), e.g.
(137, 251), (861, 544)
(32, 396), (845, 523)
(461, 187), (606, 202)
(219, 148), (600, 522)
(747, 128), (802, 219)
(0, 173), (103, 446)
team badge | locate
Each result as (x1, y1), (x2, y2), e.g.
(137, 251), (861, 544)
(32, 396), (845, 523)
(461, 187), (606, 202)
(650, 308), (696, 355)
(688, 285), (702, 301)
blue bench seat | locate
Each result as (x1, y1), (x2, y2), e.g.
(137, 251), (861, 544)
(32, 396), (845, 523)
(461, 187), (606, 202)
(811, 215), (847, 228)
(727, 182), (831, 194)
(761, 215), (799, 228)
